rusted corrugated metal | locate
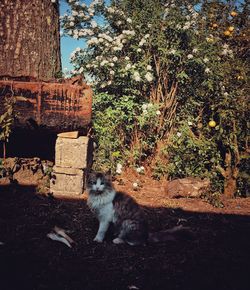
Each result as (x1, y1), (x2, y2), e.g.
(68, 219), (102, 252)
(0, 78), (92, 132)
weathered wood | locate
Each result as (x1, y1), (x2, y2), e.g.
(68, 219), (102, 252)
(0, 0), (61, 81)
(0, 80), (92, 131)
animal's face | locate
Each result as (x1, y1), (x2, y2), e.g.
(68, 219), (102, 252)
(87, 172), (112, 195)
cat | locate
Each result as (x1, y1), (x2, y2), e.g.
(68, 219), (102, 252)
(86, 172), (189, 246)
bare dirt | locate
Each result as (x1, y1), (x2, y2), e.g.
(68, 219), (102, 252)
(0, 162), (250, 290)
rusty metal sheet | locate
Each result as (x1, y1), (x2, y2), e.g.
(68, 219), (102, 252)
(0, 79), (92, 132)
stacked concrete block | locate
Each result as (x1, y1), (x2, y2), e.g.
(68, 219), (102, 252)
(50, 135), (90, 196)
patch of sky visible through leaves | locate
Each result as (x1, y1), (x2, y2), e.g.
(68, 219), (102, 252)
(60, 0), (109, 75)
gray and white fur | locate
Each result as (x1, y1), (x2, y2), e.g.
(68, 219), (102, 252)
(86, 172), (188, 246)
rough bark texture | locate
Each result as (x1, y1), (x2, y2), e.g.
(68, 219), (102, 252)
(0, 0), (61, 81)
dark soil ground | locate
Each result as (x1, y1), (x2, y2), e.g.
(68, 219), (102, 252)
(0, 163), (250, 290)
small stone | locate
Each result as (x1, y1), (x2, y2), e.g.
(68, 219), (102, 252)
(165, 177), (210, 198)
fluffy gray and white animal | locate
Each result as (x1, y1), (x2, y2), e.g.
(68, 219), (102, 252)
(86, 172), (189, 246)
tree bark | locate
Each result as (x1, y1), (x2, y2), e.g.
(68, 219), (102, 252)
(0, 0), (61, 81)
(224, 177), (237, 198)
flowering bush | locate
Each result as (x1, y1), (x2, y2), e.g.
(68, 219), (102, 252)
(61, 0), (249, 197)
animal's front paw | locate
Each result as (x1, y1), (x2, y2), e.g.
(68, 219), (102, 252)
(93, 236), (103, 243)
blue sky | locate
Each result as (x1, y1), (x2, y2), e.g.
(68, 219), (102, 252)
(60, 1), (83, 72)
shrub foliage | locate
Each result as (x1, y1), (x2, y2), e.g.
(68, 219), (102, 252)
(61, 0), (249, 197)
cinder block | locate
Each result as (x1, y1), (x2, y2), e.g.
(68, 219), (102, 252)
(50, 166), (85, 196)
(55, 136), (89, 169)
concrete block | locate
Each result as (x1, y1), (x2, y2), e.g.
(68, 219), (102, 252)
(50, 166), (85, 196)
(55, 136), (89, 169)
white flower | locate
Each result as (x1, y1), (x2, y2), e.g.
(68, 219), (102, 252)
(90, 20), (98, 28)
(142, 104), (148, 110)
(139, 39), (146, 46)
(183, 22), (191, 30)
(78, 67), (84, 73)
(192, 48), (198, 53)
(136, 166), (145, 174)
(109, 63), (114, 67)
(169, 49), (176, 54)
(145, 72), (154, 82)
(205, 67), (211, 73)
(110, 70), (115, 75)
(188, 121), (193, 126)
(187, 54), (194, 59)
(164, 8), (169, 16)
(127, 18), (132, 23)
(156, 110), (161, 115)
(147, 65), (152, 70)
(113, 46), (123, 51)
(137, 48), (142, 52)
(113, 56), (118, 62)
(133, 182), (138, 188)
(116, 163), (122, 174)
(147, 103), (153, 108)
(100, 60), (108, 66)
(143, 110), (148, 115)
(125, 56), (130, 61)
(107, 7), (115, 13)
(177, 132), (182, 137)
(144, 34), (150, 39)
(117, 163), (122, 170)
(223, 92), (229, 97)
(133, 71), (141, 81)
(222, 43), (229, 49)
(125, 63), (132, 70)
(69, 21), (74, 27)
(203, 57), (209, 63)
(51, 0), (56, 3)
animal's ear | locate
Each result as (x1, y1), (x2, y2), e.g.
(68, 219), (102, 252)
(103, 170), (112, 182)
(87, 170), (96, 181)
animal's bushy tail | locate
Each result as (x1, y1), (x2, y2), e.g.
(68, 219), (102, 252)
(148, 225), (191, 243)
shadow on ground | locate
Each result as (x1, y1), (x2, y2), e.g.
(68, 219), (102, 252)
(0, 183), (249, 290)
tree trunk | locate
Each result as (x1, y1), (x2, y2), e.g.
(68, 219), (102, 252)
(224, 177), (237, 198)
(0, 0), (61, 81)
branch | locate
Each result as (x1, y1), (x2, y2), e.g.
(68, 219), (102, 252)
(216, 165), (227, 178)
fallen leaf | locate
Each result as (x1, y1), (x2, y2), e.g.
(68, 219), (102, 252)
(47, 233), (72, 248)
(54, 226), (75, 244)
